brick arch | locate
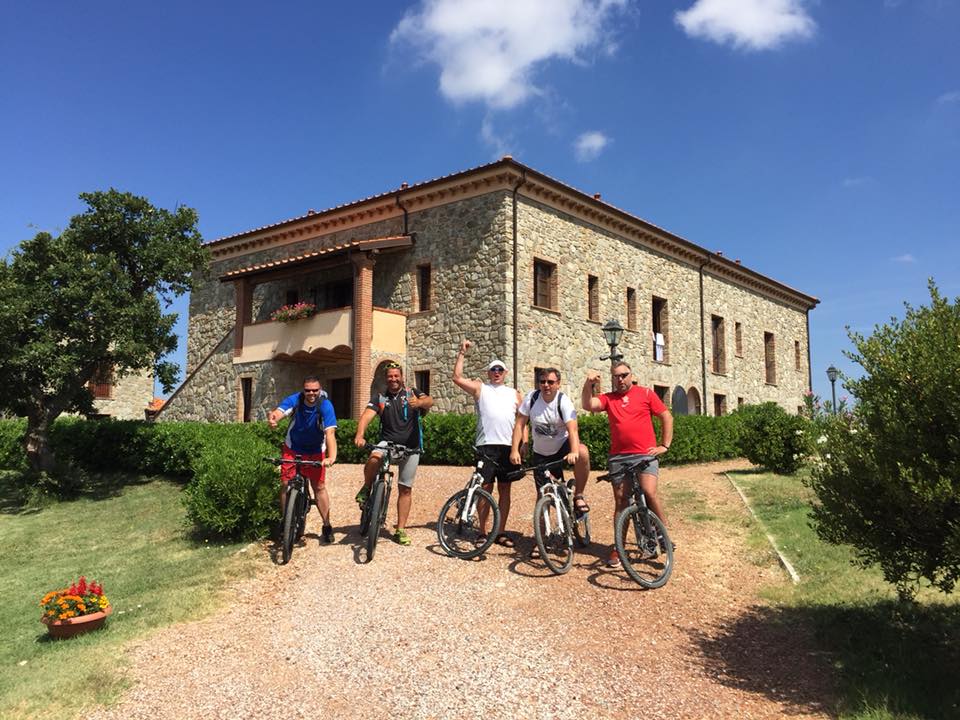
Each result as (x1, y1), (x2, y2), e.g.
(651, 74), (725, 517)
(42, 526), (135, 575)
(686, 387), (702, 416)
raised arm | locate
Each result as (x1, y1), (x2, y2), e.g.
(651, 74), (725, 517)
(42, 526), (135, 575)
(581, 370), (604, 412)
(452, 339), (483, 399)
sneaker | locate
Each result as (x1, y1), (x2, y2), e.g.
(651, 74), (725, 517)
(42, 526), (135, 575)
(607, 549), (621, 568)
(355, 485), (369, 507)
(394, 528), (411, 546)
(321, 524), (334, 544)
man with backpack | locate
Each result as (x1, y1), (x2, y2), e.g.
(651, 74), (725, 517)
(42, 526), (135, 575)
(510, 367), (591, 545)
(268, 375), (339, 544)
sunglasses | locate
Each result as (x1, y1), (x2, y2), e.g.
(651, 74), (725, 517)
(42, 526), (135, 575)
(489, 367), (505, 374)
(539, 379), (558, 386)
(303, 388), (321, 393)
(613, 372), (630, 380)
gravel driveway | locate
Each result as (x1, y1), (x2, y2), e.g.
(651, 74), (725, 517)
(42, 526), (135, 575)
(89, 460), (834, 720)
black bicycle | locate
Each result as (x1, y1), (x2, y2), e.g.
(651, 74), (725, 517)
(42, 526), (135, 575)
(597, 458), (673, 588)
(359, 442), (419, 563)
(513, 460), (591, 575)
(436, 455), (502, 560)
(264, 455), (325, 565)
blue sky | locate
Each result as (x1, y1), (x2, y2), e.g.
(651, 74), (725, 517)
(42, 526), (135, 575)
(2, 0), (958, 404)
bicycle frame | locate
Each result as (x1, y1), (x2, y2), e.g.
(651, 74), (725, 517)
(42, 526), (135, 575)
(536, 467), (571, 538)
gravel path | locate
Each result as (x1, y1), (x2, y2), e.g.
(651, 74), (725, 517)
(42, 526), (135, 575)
(89, 461), (834, 720)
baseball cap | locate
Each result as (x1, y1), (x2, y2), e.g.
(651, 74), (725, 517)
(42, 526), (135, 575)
(487, 359), (508, 371)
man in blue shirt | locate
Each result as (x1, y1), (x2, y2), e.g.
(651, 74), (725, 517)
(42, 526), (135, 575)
(268, 376), (338, 543)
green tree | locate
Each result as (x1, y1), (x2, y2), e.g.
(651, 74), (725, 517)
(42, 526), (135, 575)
(0, 190), (207, 474)
(807, 281), (960, 598)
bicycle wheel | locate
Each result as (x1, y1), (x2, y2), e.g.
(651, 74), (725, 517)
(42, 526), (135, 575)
(533, 494), (574, 575)
(359, 488), (373, 537)
(437, 487), (500, 560)
(280, 486), (300, 565)
(614, 505), (673, 588)
(572, 508), (591, 548)
(365, 481), (385, 563)
(295, 485), (308, 540)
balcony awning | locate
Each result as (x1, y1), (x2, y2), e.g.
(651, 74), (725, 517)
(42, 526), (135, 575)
(219, 234), (413, 282)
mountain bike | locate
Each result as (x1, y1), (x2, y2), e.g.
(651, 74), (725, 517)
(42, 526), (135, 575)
(359, 442), (419, 563)
(597, 457), (673, 588)
(436, 455), (502, 560)
(516, 460), (591, 575)
(264, 455), (325, 565)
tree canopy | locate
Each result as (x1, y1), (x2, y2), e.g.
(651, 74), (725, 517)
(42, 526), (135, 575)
(0, 189), (207, 473)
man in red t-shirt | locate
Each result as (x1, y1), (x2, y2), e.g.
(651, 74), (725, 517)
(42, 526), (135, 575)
(582, 362), (673, 568)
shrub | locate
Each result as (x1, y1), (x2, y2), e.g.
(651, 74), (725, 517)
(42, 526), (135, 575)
(0, 418), (26, 472)
(807, 281), (960, 598)
(733, 402), (810, 474)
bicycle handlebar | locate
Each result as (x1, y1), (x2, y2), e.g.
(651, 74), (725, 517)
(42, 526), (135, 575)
(362, 442), (421, 457)
(263, 456), (325, 468)
(505, 458), (565, 481)
(596, 457), (654, 483)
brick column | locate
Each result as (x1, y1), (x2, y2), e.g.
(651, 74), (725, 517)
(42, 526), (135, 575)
(351, 253), (375, 419)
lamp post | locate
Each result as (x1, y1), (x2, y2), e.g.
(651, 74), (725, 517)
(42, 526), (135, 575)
(601, 319), (625, 391)
(826, 365), (838, 415)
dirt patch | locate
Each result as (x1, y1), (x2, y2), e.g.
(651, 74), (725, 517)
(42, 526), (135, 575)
(89, 460), (834, 720)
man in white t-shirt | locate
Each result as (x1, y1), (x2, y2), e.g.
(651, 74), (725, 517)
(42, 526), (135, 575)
(453, 340), (525, 547)
(510, 367), (591, 522)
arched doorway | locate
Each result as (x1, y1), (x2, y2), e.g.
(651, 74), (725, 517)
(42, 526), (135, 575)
(687, 387), (702, 416)
(671, 386), (688, 416)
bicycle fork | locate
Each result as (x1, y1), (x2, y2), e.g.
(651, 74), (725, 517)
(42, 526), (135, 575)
(540, 488), (567, 536)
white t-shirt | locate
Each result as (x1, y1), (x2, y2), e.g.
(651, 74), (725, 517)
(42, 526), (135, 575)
(519, 390), (577, 456)
(475, 383), (519, 446)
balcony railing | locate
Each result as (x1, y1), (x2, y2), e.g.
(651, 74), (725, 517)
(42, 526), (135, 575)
(233, 306), (406, 364)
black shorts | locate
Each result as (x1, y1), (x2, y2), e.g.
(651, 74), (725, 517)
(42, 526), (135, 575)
(475, 445), (521, 484)
(532, 440), (569, 485)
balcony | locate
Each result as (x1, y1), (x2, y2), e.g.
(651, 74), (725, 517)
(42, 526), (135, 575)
(233, 307), (406, 365)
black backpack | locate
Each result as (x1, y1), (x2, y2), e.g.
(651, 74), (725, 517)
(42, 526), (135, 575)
(530, 389), (571, 422)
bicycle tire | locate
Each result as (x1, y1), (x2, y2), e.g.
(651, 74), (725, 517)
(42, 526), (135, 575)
(295, 484), (308, 540)
(359, 488), (373, 537)
(365, 480), (385, 563)
(280, 486), (299, 565)
(437, 487), (500, 560)
(572, 509), (591, 548)
(533, 494), (574, 575)
(615, 505), (673, 588)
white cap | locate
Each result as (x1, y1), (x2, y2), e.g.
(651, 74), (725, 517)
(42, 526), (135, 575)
(487, 359), (508, 371)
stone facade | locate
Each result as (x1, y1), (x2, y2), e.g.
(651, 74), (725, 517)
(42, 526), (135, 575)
(92, 370), (154, 420)
(160, 158), (817, 423)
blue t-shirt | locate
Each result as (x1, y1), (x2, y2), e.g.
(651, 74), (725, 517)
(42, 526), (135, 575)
(278, 391), (338, 454)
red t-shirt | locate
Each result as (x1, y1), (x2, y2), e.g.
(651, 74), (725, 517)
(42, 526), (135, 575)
(598, 385), (667, 455)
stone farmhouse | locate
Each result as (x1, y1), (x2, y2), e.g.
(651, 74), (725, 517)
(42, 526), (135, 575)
(159, 157), (818, 423)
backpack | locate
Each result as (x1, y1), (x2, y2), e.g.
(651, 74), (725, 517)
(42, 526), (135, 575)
(294, 390), (331, 430)
(530, 389), (571, 422)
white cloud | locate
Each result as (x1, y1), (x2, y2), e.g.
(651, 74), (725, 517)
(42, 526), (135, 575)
(574, 131), (611, 161)
(675, 0), (815, 51)
(480, 115), (513, 158)
(892, 254), (917, 264)
(390, 0), (628, 110)
(936, 90), (960, 105)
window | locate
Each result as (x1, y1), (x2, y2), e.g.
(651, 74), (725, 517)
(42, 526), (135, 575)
(414, 370), (431, 396)
(653, 385), (670, 404)
(88, 363), (113, 399)
(652, 296), (668, 362)
(587, 275), (599, 322)
(533, 259), (558, 310)
(764, 332), (777, 384)
(416, 264), (432, 312)
(735, 322), (743, 357)
(794, 340), (801, 371)
(329, 378), (352, 419)
(711, 315), (726, 374)
(626, 287), (636, 330)
(285, 289), (299, 306)
(737, 396), (744, 409)
(314, 279), (352, 309)
(714, 393), (727, 416)
(240, 377), (253, 423)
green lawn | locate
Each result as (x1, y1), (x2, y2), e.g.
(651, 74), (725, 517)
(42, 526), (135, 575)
(0, 473), (261, 719)
(729, 469), (960, 720)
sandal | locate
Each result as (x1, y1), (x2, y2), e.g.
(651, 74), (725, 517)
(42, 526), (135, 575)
(574, 494), (590, 514)
(474, 534), (488, 548)
(494, 533), (516, 548)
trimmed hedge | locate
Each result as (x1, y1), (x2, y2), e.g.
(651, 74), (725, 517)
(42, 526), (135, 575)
(0, 409), (748, 537)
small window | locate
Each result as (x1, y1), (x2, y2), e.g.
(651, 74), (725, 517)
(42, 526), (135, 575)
(240, 377), (253, 423)
(653, 385), (670, 404)
(587, 275), (599, 321)
(714, 393), (727, 416)
(764, 332), (777, 384)
(735, 322), (743, 357)
(414, 370), (431, 396)
(285, 289), (299, 306)
(533, 259), (558, 311)
(711, 315), (726, 374)
(737, 396), (744, 409)
(652, 296), (668, 362)
(88, 362), (113, 399)
(626, 287), (637, 331)
(794, 340), (801, 371)
(416, 264), (432, 312)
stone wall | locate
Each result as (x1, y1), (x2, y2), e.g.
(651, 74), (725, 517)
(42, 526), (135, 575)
(93, 370), (154, 420)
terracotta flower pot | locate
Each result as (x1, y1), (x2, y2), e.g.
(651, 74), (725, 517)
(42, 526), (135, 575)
(42, 605), (112, 639)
